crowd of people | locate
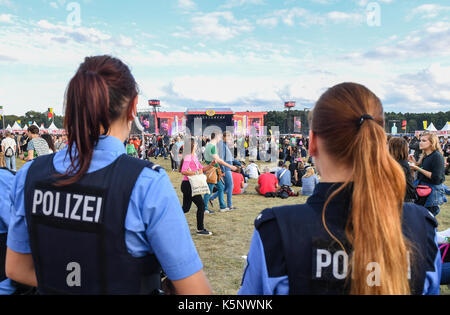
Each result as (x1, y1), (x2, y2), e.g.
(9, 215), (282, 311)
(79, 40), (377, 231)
(0, 55), (449, 296)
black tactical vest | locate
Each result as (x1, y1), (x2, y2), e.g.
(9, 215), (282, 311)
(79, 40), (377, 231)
(255, 183), (439, 295)
(24, 154), (162, 295)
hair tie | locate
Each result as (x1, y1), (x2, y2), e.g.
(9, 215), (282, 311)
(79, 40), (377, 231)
(359, 114), (374, 127)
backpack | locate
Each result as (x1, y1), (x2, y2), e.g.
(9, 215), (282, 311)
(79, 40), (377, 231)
(5, 146), (14, 158)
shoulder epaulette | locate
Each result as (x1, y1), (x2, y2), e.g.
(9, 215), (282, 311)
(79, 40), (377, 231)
(254, 208), (276, 229)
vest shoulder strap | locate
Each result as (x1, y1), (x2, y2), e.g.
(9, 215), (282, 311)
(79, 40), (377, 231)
(0, 167), (16, 176)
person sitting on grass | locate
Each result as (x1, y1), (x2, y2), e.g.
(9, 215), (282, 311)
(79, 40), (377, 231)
(232, 166), (248, 195)
(255, 167), (279, 196)
(301, 166), (319, 196)
(276, 164), (292, 188)
(245, 160), (260, 180)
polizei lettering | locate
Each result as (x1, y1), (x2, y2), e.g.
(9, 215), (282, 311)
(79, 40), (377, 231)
(32, 189), (103, 223)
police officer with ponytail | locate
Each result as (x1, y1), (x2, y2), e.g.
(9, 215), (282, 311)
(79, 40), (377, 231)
(6, 55), (212, 295)
(239, 83), (441, 295)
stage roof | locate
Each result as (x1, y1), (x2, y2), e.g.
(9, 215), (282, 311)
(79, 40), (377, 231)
(186, 108), (234, 115)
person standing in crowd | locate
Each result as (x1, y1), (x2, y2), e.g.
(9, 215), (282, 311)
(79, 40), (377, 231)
(389, 137), (417, 203)
(301, 167), (319, 196)
(126, 138), (137, 157)
(21, 126), (50, 161)
(409, 132), (447, 216)
(5, 55), (211, 295)
(169, 139), (177, 171)
(203, 133), (237, 214)
(255, 167), (279, 196)
(209, 132), (237, 211)
(180, 138), (214, 236)
(240, 82), (441, 295)
(1, 131), (17, 172)
(444, 138), (450, 175)
(409, 134), (421, 162)
(41, 134), (56, 154)
(0, 135), (5, 168)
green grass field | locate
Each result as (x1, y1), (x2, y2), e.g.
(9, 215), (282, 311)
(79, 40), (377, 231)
(15, 157), (450, 294)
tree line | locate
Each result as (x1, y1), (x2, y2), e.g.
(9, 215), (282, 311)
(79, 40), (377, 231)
(264, 110), (450, 134)
(1, 110), (449, 134)
(0, 111), (64, 129)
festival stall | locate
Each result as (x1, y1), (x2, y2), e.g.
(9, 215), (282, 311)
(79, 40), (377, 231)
(47, 122), (64, 134)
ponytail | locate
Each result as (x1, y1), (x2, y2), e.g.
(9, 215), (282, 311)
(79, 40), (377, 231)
(313, 83), (411, 295)
(59, 56), (138, 186)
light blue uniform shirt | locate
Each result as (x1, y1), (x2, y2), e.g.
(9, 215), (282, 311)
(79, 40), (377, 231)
(7, 136), (203, 281)
(0, 168), (16, 295)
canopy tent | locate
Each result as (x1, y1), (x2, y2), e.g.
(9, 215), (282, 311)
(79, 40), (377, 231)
(6, 124), (12, 132)
(12, 122), (23, 132)
(441, 122), (450, 131)
(47, 122), (64, 134)
(426, 123), (438, 131)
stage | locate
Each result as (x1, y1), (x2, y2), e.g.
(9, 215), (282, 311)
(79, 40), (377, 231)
(138, 108), (267, 136)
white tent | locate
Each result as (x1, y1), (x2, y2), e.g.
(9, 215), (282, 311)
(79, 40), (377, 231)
(32, 121), (39, 127)
(47, 122), (60, 134)
(441, 122), (450, 131)
(427, 123), (438, 131)
(12, 122), (22, 132)
(6, 124), (12, 132)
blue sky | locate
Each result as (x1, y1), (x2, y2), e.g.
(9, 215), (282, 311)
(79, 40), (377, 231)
(0, 0), (449, 116)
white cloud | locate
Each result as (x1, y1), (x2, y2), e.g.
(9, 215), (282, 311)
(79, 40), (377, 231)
(0, 13), (14, 24)
(177, 0), (196, 10)
(221, 0), (265, 9)
(344, 21), (450, 61)
(173, 11), (254, 41)
(408, 4), (450, 20)
(257, 7), (365, 28)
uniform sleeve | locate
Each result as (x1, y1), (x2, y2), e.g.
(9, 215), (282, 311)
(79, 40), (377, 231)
(125, 168), (203, 281)
(239, 230), (289, 295)
(7, 161), (34, 254)
(422, 232), (442, 295)
(0, 172), (14, 234)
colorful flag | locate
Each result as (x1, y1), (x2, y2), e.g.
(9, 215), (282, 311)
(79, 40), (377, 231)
(402, 120), (407, 130)
(48, 108), (54, 120)
(423, 121), (428, 130)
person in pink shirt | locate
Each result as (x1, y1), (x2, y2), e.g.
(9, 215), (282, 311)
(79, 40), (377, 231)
(180, 138), (215, 236)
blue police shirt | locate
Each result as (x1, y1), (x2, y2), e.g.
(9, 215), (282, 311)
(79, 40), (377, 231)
(7, 136), (203, 281)
(239, 184), (442, 295)
(0, 168), (16, 295)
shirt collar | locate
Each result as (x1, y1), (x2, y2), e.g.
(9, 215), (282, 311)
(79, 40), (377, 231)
(307, 182), (353, 205)
(95, 136), (127, 154)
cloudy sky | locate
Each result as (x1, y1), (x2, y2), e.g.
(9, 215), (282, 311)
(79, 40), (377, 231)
(0, 0), (449, 116)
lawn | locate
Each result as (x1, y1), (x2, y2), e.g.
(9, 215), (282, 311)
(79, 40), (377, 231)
(15, 157), (450, 294)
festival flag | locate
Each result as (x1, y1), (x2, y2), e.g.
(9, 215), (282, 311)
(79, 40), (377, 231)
(402, 120), (407, 130)
(423, 121), (428, 130)
(0, 106), (3, 120)
(48, 108), (54, 120)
